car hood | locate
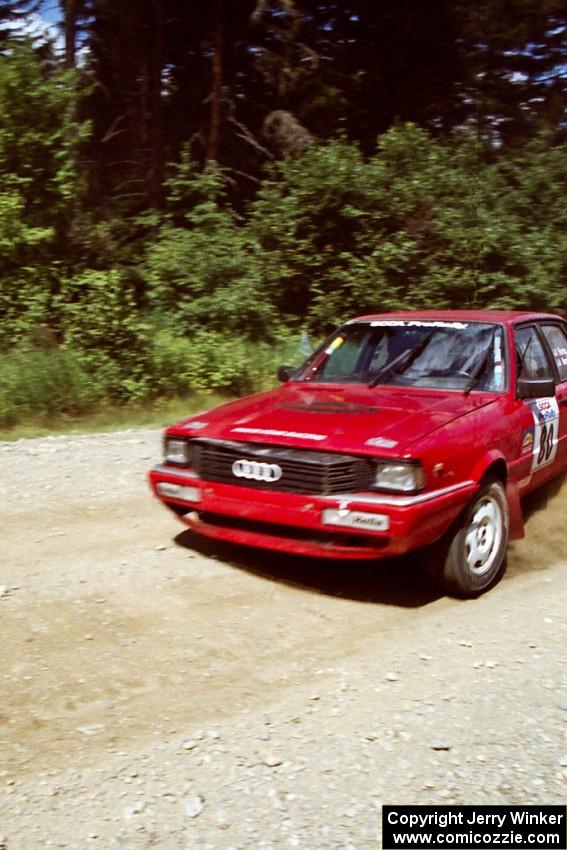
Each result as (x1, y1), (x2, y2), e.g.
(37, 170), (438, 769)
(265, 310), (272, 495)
(169, 383), (499, 458)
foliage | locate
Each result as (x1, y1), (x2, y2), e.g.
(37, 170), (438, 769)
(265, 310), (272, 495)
(60, 270), (152, 401)
(0, 41), (87, 230)
(0, 393), (233, 441)
(72, 0), (567, 207)
(248, 124), (567, 326)
(0, 10), (565, 430)
(0, 0), (42, 53)
(0, 346), (96, 426)
(0, 189), (55, 345)
(0, 41), (88, 344)
(145, 157), (274, 335)
(480, 133), (567, 310)
(0, 331), (307, 427)
(150, 328), (300, 395)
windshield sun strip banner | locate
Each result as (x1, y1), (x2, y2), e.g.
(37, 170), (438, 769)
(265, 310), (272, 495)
(369, 320), (469, 329)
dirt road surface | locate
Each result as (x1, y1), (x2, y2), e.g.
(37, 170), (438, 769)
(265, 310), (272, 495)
(1, 430), (566, 849)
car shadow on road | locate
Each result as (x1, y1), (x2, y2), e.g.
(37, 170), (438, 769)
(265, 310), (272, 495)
(170, 472), (567, 605)
(173, 530), (442, 608)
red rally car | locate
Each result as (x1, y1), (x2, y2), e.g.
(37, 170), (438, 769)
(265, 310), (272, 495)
(149, 311), (567, 597)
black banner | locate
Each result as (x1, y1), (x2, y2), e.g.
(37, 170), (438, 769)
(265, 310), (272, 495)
(382, 805), (567, 849)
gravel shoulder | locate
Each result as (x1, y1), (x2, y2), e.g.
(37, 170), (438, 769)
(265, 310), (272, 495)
(1, 430), (566, 849)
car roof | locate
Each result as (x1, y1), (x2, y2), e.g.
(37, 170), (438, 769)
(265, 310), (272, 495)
(351, 309), (563, 325)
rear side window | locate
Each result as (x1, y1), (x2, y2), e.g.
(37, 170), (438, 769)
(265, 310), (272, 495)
(540, 324), (567, 382)
(515, 326), (553, 380)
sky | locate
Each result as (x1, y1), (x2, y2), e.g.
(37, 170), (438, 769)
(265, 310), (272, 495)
(5, 2), (63, 49)
(38, 0), (61, 25)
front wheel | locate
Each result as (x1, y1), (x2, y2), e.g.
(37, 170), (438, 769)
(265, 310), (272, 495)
(425, 480), (509, 598)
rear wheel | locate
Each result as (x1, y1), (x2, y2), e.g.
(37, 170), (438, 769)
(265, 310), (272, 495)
(425, 479), (509, 598)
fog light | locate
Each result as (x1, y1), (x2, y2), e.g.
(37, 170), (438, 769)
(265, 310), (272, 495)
(156, 482), (200, 502)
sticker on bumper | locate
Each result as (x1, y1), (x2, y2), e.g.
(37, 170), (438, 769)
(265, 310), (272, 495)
(322, 508), (390, 532)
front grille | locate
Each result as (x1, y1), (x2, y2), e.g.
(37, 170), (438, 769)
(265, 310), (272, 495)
(192, 439), (374, 496)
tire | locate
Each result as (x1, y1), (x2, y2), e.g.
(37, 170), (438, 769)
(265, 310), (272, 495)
(425, 479), (509, 598)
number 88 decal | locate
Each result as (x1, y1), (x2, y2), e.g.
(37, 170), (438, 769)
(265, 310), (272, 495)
(530, 398), (559, 472)
(537, 422), (555, 465)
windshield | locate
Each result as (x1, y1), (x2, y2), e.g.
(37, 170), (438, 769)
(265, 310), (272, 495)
(299, 320), (506, 392)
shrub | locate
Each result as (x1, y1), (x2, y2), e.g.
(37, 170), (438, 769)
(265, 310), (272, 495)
(60, 270), (152, 401)
(0, 347), (96, 426)
(150, 328), (307, 396)
(145, 156), (275, 337)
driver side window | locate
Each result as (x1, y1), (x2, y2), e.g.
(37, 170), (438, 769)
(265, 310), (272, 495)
(541, 325), (567, 382)
(515, 326), (553, 380)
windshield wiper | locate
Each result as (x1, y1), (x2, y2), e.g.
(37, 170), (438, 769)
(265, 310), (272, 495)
(368, 330), (437, 388)
(464, 329), (497, 394)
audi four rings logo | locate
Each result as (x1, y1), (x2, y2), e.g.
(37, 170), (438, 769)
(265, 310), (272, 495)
(232, 459), (283, 482)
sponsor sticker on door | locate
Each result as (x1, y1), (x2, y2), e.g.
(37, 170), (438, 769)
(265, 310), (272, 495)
(528, 397), (560, 472)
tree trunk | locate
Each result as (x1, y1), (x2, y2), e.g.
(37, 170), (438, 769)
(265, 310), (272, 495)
(149, 0), (165, 206)
(206, 0), (224, 165)
(64, 0), (77, 69)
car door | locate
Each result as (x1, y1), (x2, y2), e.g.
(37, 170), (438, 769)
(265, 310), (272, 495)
(539, 321), (567, 469)
(513, 323), (561, 487)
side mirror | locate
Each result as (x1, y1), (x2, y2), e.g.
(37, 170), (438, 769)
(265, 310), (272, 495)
(277, 365), (297, 383)
(517, 377), (556, 399)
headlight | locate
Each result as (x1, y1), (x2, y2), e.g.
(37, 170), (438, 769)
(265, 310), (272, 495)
(374, 462), (424, 492)
(164, 438), (192, 466)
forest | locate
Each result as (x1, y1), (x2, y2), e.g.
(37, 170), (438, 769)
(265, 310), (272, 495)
(0, 0), (565, 426)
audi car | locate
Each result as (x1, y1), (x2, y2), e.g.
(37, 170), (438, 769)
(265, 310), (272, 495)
(148, 310), (567, 597)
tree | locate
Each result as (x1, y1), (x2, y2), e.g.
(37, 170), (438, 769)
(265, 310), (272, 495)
(82, 0), (166, 210)
(0, 40), (88, 342)
(0, 0), (40, 51)
(145, 152), (273, 335)
(58, 0), (91, 69)
(248, 125), (567, 326)
(456, 0), (566, 144)
(70, 0), (567, 213)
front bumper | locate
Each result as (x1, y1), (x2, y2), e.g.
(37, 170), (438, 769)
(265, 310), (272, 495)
(148, 464), (478, 559)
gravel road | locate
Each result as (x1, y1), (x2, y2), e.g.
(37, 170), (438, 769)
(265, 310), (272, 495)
(1, 429), (566, 850)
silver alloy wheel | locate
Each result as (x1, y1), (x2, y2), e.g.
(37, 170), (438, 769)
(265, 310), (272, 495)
(424, 479), (509, 598)
(464, 495), (503, 576)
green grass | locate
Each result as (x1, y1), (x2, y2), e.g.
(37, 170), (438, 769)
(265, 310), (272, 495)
(0, 331), (307, 440)
(0, 392), (231, 441)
